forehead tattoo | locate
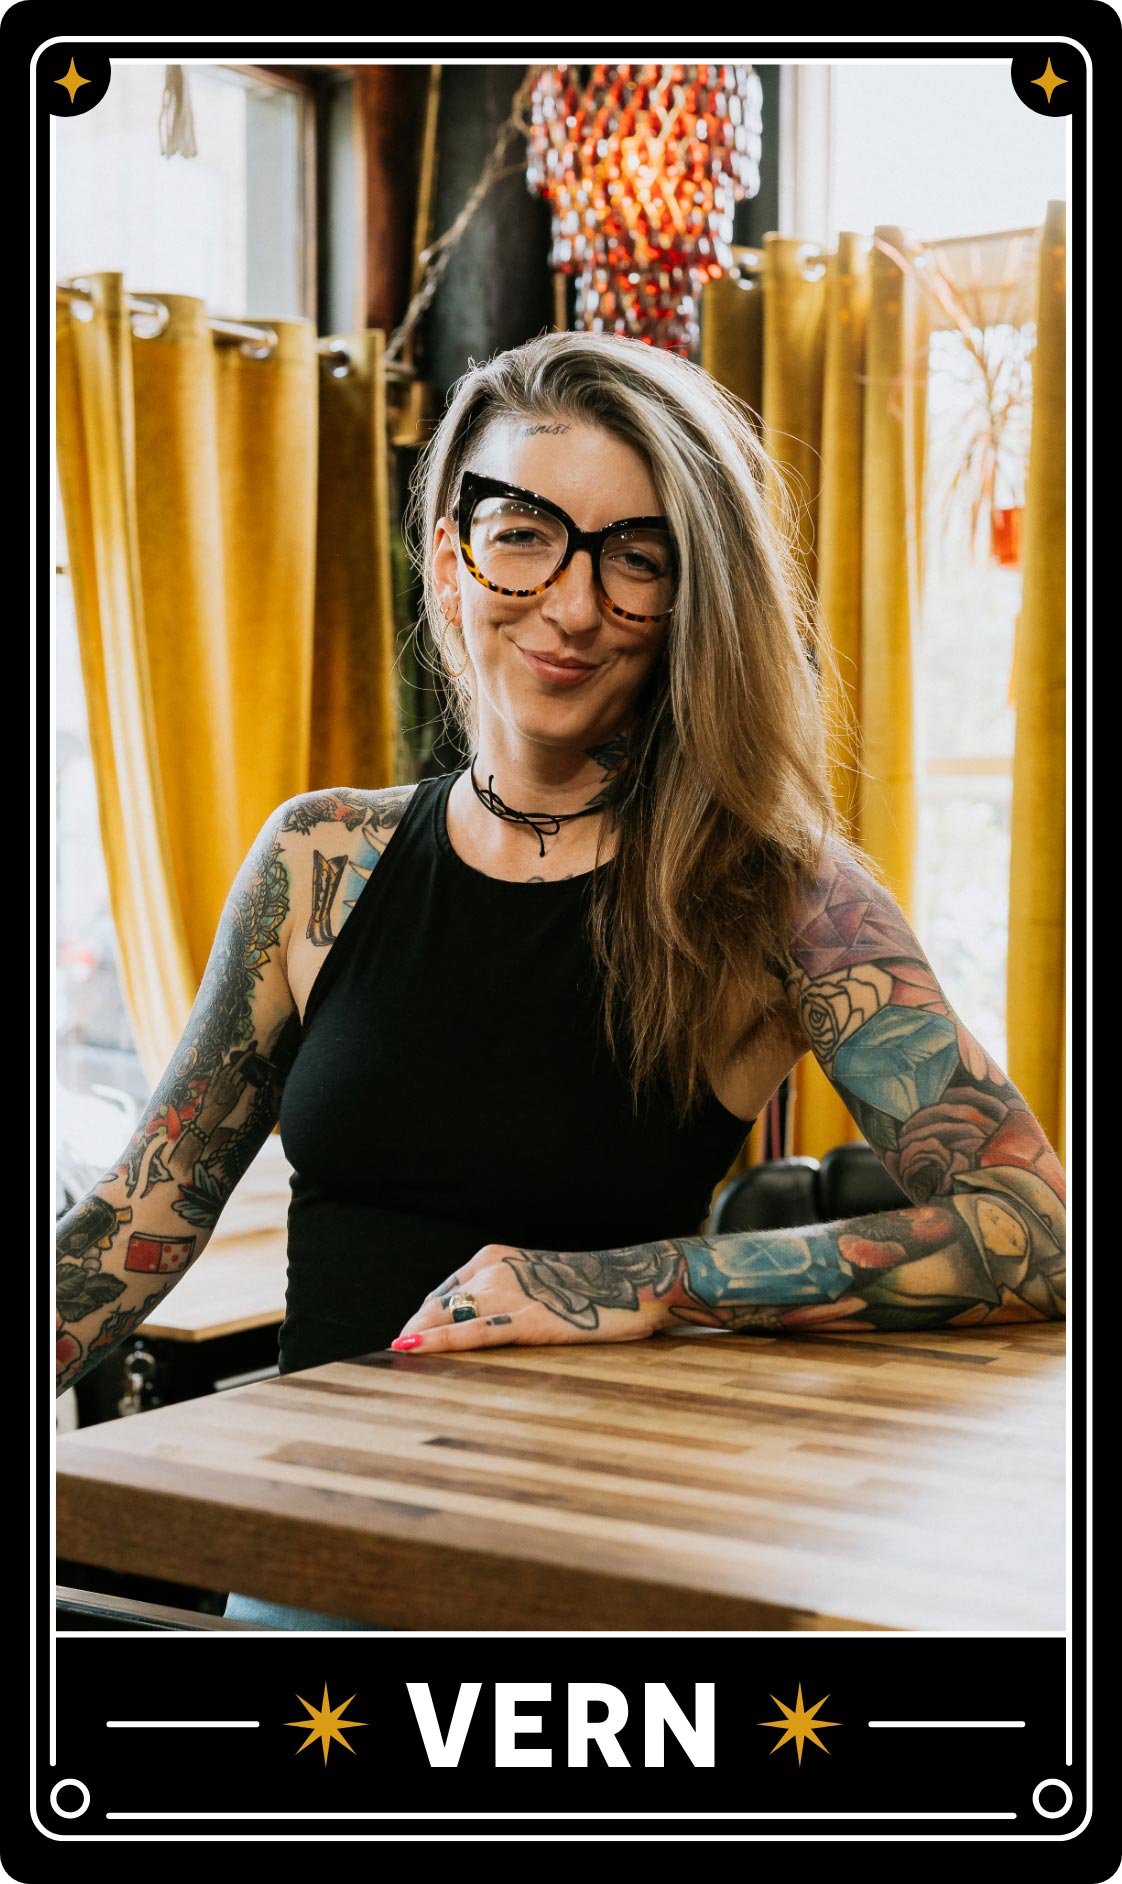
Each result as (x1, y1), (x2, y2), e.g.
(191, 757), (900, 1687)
(517, 422), (571, 436)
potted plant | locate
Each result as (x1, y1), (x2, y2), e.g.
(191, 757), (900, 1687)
(929, 317), (1033, 569)
(876, 235), (1035, 570)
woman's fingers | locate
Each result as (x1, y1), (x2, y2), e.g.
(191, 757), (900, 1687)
(391, 1308), (528, 1354)
(394, 1278), (495, 1340)
(394, 1249), (522, 1341)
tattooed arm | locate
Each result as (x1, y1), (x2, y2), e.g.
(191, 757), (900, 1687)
(391, 844), (1065, 1351)
(731, 842), (1068, 1333)
(56, 786), (420, 1395)
(55, 785), (413, 1396)
(54, 804), (301, 1394)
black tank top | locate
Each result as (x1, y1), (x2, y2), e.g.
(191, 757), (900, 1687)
(276, 769), (754, 1374)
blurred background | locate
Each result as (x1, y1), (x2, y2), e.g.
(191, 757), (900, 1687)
(54, 56), (1068, 1239)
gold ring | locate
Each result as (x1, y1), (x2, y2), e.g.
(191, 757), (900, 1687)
(447, 1291), (479, 1324)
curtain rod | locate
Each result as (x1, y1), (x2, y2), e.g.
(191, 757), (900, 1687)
(55, 280), (416, 380)
(728, 223), (1041, 277)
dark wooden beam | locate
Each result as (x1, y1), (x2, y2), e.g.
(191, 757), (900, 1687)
(353, 64), (431, 337)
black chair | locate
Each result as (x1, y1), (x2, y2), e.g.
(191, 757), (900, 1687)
(817, 1141), (911, 1219)
(706, 1140), (910, 1234)
(706, 1155), (821, 1233)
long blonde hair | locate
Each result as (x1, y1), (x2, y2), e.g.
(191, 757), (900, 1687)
(404, 330), (856, 1120)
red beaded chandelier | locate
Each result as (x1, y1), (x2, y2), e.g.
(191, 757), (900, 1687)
(526, 63), (763, 355)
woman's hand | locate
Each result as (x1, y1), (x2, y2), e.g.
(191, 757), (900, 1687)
(390, 1241), (682, 1353)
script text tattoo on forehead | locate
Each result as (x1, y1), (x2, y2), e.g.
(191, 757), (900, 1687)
(518, 423), (571, 437)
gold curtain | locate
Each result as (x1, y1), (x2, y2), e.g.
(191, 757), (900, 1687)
(56, 272), (398, 1087)
(703, 226), (930, 1170)
(309, 330), (399, 792)
(1007, 200), (1067, 1162)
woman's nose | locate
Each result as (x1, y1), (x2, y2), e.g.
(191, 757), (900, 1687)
(540, 549), (602, 630)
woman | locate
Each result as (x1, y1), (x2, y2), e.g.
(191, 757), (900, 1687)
(55, 330), (1066, 1628)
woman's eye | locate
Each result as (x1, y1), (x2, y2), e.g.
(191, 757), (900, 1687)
(494, 527), (548, 548)
(609, 549), (664, 575)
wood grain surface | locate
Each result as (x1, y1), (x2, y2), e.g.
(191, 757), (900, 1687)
(55, 1323), (1066, 1632)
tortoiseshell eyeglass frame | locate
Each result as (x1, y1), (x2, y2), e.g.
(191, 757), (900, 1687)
(452, 470), (679, 625)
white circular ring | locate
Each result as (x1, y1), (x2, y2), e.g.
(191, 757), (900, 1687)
(50, 1778), (91, 1819)
(1032, 1778), (1073, 1819)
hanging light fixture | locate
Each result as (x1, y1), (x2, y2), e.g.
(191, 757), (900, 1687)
(526, 62), (763, 355)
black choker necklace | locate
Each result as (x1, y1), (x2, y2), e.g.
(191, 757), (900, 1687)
(468, 758), (609, 860)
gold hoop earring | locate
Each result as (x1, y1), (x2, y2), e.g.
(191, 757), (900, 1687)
(442, 636), (470, 679)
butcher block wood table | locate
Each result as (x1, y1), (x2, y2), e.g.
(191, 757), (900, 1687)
(55, 1322), (1066, 1633)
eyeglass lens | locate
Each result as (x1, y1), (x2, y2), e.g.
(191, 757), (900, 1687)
(468, 495), (676, 616)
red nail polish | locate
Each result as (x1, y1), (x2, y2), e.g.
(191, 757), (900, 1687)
(391, 1335), (424, 1351)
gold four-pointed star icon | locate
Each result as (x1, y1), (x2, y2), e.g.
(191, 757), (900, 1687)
(54, 58), (92, 106)
(286, 1682), (367, 1764)
(760, 1683), (840, 1764)
(1031, 58), (1068, 106)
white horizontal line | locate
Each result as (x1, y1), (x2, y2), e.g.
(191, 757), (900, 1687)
(67, 1628), (1066, 1641)
(105, 1721), (260, 1730)
(106, 1812), (1018, 1822)
(868, 1721), (1026, 1729)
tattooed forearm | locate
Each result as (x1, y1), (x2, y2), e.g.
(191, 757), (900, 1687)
(57, 797), (320, 1396)
(55, 1196), (195, 1395)
(88, 1288), (165, 1358)
(503, 1243), (684, 1330)
(667, 1171), (1065, 1332)
(501, 1183), (1065, 1337)
(496, 1237), (811, 1334)
(55, 1197), (131, 1337)
(123, 1232), (196, 1273)
(56, 1195), (133, 1266)
(170, 1163), (226, 1230)
(55, 1192), (206, 1394)
(499, 847), (1065, 1341)
(738, 843), (1066, 1331)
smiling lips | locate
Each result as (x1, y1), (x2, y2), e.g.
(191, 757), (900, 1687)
(516, 646), (602, 684)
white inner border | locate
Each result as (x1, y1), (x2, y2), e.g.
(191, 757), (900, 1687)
(41, 32), (1085, 1846)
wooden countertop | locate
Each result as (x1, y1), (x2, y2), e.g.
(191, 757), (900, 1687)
(55, 1321), (1066, 1632)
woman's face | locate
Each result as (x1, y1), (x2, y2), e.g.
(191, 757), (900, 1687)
(432, 419), (671, 755)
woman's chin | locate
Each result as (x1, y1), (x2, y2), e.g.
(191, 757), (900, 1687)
(483, 681), (612, 741)
(514, 700), (624, 747)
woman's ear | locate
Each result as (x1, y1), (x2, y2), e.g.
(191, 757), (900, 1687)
(432, 516), (461, 624)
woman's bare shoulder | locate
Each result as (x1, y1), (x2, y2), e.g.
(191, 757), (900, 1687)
(278, 785), (421, 1018)
(278, 783), (418, 842)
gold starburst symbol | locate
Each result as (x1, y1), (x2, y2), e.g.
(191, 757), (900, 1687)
(1031, 58), (1068, 106)
(286, 1682), (367, 1764)
(54, 58), (92, 105)
(760, 1683), (841, 1764)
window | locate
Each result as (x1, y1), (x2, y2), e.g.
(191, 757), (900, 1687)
(915, 319), (1034, 1070)
(54, 64), (315, 1181)
(824, 62), (1068, 250)
(817, 61), (1065, 1072)
(55, 62), (313, 319)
